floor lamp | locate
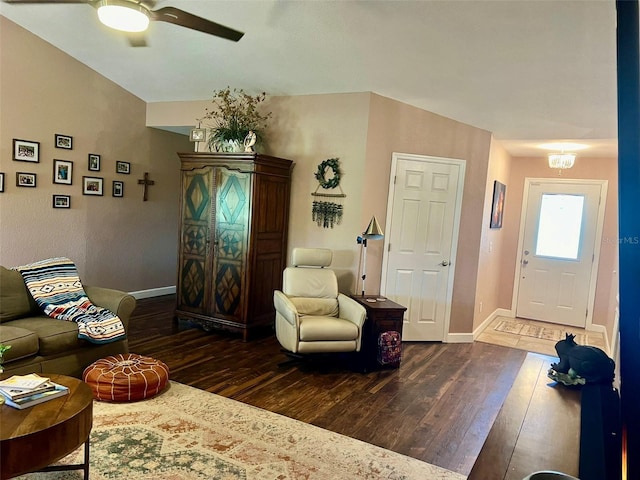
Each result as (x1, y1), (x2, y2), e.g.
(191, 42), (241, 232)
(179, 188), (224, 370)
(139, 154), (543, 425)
(357, 216), (384, 296)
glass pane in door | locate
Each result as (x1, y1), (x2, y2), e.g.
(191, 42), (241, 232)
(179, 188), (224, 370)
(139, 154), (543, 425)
(535, 194), (584, 260)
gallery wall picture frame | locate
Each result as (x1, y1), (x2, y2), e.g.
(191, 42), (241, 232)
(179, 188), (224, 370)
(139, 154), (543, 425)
(116, 161), (131, 174)
(88, 154), (101, 171)
(113, 180), (124, 197)
(53, 194), (71, 209)
(16, 172), (36, 187)
(0, 173), (4, 192)
(55, 134), (73, 150)
(82, 176), (103, 196)
(13, 139), (40, 162)
(53, 159), (73, 185)
(490, 180), (506, 229)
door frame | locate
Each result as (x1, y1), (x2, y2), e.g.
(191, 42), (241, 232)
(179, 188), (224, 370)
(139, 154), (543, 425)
(380, 152), (466, 342)
(511, 177), (608, 330)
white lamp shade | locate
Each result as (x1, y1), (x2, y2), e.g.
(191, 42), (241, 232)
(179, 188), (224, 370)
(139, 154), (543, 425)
(97, 1), (150, 33)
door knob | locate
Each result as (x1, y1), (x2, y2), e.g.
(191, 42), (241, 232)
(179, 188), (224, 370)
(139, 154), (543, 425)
(441, 261), (449, 266)
(522, 259), (529, 265)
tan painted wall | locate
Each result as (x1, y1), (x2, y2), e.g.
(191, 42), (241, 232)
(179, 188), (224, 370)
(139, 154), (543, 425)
(474, 138), (512, 330)
(501, 156), (619, 341)
(263, 93), (371, 293)
(0, 18), (192, 291)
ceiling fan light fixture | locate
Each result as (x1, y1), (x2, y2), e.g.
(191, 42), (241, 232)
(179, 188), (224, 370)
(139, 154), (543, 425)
(97, 0), (150, 33)
(548, 153), (576, 169)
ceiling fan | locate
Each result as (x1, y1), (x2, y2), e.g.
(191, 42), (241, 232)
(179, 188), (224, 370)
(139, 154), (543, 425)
(3, 0), (244, 45)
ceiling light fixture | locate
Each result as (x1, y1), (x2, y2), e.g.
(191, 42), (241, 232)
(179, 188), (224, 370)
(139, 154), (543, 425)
(96, 0), (150, 33)
(548, 153), (576, 169)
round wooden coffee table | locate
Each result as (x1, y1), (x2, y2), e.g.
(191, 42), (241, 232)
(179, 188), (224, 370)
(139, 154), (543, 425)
(0, 374), (93, 480)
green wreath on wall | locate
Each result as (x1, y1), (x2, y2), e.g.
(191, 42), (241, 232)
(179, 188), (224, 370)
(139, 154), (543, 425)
(314, 158), (341, 189)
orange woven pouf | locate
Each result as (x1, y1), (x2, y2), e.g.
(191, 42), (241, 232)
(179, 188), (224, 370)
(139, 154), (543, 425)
(83, 353), (169, 402)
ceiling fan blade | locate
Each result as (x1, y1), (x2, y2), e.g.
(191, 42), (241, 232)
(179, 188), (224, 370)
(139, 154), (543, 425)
(150, 6), (244, 42)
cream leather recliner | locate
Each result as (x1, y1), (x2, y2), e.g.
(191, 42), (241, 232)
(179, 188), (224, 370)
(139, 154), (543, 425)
(274, 248), (366, 355)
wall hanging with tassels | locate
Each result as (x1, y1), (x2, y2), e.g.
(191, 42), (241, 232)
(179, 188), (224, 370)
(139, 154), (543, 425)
(311, 157), (346, 228)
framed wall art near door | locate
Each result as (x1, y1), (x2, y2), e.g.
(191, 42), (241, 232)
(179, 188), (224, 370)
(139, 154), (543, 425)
(53, 194), (70, 208)
(490, 180), (506, 229)
(16, 172), (36, 187)
(53, 159), (73, 185)
(82, 176), (103, 196)
(13, 139), (40, 162)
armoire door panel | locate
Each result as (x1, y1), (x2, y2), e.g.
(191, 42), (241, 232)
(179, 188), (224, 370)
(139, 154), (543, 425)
(177, 167), (213, 315)
(213, 170), (250, 321)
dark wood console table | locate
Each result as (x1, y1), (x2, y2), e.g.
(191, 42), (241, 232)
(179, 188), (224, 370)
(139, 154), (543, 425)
(350, 295), (406, 371)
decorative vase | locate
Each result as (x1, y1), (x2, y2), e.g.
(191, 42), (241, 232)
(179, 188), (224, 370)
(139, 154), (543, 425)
(214, 139), (243, 153)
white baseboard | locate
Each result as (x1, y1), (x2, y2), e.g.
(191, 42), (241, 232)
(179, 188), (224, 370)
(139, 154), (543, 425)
(445, 332), (474, 343)
(129, 286), (176, 300)
(473, 308), (513, 340)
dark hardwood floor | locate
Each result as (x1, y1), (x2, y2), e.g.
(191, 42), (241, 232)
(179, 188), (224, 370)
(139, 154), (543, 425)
(128, 295), (528, 476)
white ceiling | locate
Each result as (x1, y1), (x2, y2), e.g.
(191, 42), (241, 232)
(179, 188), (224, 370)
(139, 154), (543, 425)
(0, 0), (618, 157)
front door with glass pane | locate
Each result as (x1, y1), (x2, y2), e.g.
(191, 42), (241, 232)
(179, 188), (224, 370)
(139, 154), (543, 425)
(515, 180), (606, 327)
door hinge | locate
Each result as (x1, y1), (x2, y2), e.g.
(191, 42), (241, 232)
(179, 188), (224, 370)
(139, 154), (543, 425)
(586, 308), (588, 318)
(388, 243), (391, 252)
(394, 175), (397, 184)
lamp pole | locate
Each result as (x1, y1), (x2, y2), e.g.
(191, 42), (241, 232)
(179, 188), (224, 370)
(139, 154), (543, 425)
(361, 238), (368, 296)
(357, 216), (384, 296)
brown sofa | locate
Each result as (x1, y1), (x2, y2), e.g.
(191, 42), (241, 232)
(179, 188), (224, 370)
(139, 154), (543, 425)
(0, 266), (136, 378)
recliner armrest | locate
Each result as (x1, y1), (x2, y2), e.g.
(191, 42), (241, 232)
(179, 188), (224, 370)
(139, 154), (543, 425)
(337, 294), (366, 330)
(274, 290), (299, 327)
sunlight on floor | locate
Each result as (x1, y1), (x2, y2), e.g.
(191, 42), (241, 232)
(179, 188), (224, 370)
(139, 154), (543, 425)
(476, 316), (607, 357)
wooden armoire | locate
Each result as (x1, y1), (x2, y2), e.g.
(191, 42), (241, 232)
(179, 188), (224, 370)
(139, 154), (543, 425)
(175, 152), (294, 340)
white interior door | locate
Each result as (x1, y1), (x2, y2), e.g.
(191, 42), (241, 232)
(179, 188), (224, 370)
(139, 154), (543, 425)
(381, 153), (465, 341)
(515, 180), (607, 327)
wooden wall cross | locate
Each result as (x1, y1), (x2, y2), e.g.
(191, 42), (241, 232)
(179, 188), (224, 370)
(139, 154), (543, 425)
(137, 172), (155, 201)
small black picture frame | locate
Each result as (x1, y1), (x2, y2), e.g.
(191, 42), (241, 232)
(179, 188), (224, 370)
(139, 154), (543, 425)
(13, 139), (40, 162)
(116, 161), (130, 174)
(490, 180), (506, 229)
(55, 134), (73, 150)
(88, 154), (101, 172)
(53, 159), (73, 185)
(83, 176), (103, 196)
(16, 172), (36, 187)
(113, 180), (124, 197)
(53, 194), (71, 209)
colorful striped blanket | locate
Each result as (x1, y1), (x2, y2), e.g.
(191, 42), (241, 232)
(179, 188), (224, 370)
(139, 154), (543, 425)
(15, 257), (126, 344)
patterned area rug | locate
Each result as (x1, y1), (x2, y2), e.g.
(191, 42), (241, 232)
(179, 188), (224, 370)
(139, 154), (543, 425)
(494, 319), (586, 344)
(18, 381), (464, 480)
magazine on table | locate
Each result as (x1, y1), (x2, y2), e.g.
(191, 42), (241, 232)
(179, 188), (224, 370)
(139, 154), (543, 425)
(1, 382), (69, 410)
(0, 381), (57, 400)
(0, 373), (50, 391)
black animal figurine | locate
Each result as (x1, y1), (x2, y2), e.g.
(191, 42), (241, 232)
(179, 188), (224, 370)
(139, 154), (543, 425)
(551, 333), (615, 384)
